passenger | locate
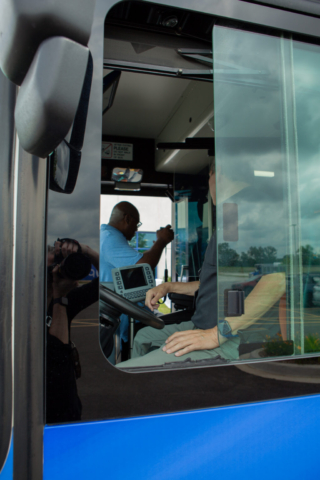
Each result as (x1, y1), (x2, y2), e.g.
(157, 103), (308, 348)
(100, 201), (174, 347)
(46, 239), (99, 423)
(118, 164), (286, 368)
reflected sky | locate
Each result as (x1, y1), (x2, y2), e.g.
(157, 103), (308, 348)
(214, 26), (288, 260)
(294, 41), (320, 254)
(214, 27), (320, 262)
(47, 118), (101, 252)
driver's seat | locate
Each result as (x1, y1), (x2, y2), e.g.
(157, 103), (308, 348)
(160, 292), (195, 325)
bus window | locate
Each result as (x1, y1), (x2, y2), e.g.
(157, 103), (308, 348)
(99, 17), (320, 372)
(214, 25), (320, 362)
(174, 169), (214, 283)
(40, 0), (320, 428)
(99, 15), (216, 368)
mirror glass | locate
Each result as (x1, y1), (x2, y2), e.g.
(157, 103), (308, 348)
(49, 143), (81, 194)
(103, 71), (121, 115)
(112, 167), (143, 183)
(50, 141), (71, 191)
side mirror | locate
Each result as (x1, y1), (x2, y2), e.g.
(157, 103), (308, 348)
(49, 52), (93, 194)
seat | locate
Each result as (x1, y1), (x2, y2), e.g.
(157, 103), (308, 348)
(159, 292), (195, 325)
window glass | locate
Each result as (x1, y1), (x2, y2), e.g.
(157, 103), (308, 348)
(214, 25), (320, 362)
(174, 172), (214, 282)
(40, 0), (320, 427)
(294, 42), (320, 354)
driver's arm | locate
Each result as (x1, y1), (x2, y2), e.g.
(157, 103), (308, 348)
(163, 272), (286, 356)
(224, 271), (286, 334)
(145, 281), (200, 312)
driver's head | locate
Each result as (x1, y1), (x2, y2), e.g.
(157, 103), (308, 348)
(109, 201), (141, 240)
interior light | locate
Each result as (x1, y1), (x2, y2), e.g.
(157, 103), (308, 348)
(254, 171), (275, 177)
(162, 16), (179, 28)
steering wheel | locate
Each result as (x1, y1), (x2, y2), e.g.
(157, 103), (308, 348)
(100, 284), (164, 329)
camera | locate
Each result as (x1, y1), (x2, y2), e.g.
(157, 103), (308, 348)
(48, 238), (92, 281)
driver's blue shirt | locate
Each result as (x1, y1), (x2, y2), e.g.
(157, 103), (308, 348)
(100, 224), (143, 343)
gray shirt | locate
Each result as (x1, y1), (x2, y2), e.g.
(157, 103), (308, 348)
(191, 232), (217, 329)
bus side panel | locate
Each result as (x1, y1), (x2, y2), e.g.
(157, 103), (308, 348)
(0, 439), (13, 480)
(43, 394), (320, 479)
(0, 69), (15, 478)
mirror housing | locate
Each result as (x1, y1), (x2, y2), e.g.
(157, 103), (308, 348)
(0, 0), (94, 85)
(15, 37), (90, 159)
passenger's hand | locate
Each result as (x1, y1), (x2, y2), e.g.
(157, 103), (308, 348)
(162, 327), (219, 356)
(145, 283), (171, 311)
(52, 265), (78, 298)
(156, 225), (174, 246)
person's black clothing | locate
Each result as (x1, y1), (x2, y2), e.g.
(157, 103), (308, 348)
(46, 278), (98, 424)
(191, 232), (217, 329)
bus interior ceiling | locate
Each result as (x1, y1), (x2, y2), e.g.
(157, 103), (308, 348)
(102, 19), (214, 200)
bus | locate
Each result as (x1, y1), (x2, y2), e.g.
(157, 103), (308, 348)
(1, 0), (320, 478)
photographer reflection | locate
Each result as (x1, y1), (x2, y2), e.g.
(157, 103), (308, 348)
(46, 239), (99, 423)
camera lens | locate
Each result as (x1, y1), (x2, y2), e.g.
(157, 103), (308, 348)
(60, 252), (91, 280)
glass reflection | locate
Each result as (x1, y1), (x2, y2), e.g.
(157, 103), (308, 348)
(46, 239), (99, 423)
(214, 26), (320, 361)
(294, 41), (320, 354)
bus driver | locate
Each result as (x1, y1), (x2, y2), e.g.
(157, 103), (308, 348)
(118, 162), (286, 368)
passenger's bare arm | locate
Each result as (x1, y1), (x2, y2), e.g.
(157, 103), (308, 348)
(145, 281), (200, 311)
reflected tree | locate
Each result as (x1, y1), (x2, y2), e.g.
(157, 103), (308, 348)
(240, 246), (277, 266)
(298, 244), (320, 266)
(218, 243), (239, 266)
(128, 232), (148, 250)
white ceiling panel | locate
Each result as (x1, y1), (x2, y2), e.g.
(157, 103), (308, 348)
(102, 70), (190, 139)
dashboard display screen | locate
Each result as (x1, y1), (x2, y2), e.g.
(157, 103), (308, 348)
(120, 267), (147, 290)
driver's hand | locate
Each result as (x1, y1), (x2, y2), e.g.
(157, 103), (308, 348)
(162, 327), (219, 357)
(145, 283), (170, 311)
